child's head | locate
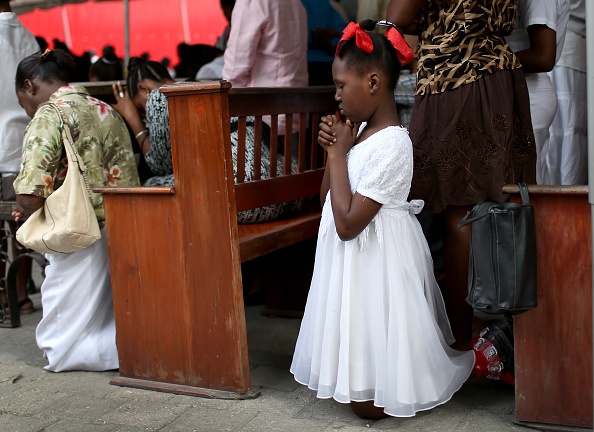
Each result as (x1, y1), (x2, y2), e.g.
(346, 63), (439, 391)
(332, 20), (411, 124)
(335, 20), (407, 92)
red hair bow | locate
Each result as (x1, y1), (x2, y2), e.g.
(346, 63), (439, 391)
(336, 22), (374, 56)
(385, 27), (414, 63)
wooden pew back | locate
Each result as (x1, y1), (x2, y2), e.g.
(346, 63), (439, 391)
(224, 85), (335, 211)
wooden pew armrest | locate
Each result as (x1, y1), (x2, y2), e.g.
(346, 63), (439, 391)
(502, 184), (588, 195)
(94, 186), (176, 195)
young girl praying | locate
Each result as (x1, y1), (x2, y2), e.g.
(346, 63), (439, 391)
(290, 20), (475, 420)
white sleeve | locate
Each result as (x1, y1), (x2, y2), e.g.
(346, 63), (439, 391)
(522, 0), (561, 30)
(356, 130), (413, 204)
(196, 60), (222, 80)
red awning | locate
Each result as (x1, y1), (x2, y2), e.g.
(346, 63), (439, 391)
(17, 0), (227, 64)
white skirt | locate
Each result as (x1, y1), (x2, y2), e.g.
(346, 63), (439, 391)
(291, 205), (475, 417)
(36, 228), (119, 372)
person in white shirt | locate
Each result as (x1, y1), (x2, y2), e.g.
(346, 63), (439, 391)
(196, 55), (224, 80)
(506, 0), (570, 185)
(0, 0), (40, 317)
(223, 0), (308, 137)
(222, 0), (307, 90)
(0, 1), (39, 175)
(547, 0), (587, 185)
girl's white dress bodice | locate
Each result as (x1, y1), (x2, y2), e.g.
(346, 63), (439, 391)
(291, 125), (474, 417)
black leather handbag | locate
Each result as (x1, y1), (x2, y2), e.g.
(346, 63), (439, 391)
(458, 183), (537, 319)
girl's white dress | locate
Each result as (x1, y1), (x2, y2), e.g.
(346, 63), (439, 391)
(290, 125), (475, 417)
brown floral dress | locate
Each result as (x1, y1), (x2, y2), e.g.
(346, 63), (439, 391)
(409, 0), (536, 212)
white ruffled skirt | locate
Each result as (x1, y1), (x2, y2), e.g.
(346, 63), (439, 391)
(290, 201), (475, 417)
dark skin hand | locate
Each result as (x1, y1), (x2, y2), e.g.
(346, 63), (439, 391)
(318, 114), (382, 242)
(12, 195), (44, 222)
(111, 81), (152, 156)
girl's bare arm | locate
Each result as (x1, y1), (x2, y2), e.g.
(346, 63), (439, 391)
(319, 115), (381, 241)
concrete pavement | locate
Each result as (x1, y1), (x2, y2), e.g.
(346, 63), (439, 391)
(0, 293), (526, 432)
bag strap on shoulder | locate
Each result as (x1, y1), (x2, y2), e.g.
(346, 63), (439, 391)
(39, 102), (86, 173)
(39, 102), (94, 201)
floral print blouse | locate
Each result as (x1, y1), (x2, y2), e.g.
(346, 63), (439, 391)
(416, 0), (521, 95)
(13, 85), (140, 222)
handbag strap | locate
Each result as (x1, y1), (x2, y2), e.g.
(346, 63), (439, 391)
(518, 182), (530, 205)
(458, 183), (531, 228)
(457, 205), (490, 228)
(40, 102), (95, 201)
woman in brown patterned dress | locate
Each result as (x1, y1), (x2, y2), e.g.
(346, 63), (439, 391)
(386, 0), (536, 346)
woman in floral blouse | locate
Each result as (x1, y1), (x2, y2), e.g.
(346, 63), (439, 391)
(13, 49), (140, 372)
(112, 57), (301, 224)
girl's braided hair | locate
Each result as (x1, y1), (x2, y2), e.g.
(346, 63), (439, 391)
(126, 56), (172, 99)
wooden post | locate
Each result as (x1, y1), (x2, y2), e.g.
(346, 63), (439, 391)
(504, 185), (593, 429)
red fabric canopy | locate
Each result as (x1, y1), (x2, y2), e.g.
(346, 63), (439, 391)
(18, 0), (227, 64)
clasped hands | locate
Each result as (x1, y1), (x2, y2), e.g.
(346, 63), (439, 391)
(318, 113), (360, 156)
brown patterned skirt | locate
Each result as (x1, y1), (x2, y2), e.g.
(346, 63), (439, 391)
(408, 68), (536, 213)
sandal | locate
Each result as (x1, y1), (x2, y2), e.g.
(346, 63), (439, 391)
(18, 297), (36, 315)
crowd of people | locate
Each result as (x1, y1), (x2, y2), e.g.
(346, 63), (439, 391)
(0, 0), (589, 422)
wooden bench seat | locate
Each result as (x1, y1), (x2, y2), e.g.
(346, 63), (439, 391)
(238, 208), (321, 262)
(96, 81), (336, 399)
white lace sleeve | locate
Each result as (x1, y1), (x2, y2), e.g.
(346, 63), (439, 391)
(356, 128), (413, 204)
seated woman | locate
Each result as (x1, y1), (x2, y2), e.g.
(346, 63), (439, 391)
(88, 45), (124, 82)
(111, 57), (301, 224)
(13, 49), (140, 372)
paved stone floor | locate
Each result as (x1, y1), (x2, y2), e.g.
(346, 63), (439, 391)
(0, 293), (527, 432)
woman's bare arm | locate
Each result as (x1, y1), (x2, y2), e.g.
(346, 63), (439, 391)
(386, 0), (426, 34)
(514, 25), (557, 73)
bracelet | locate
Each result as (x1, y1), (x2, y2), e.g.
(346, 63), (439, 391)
(139, 133), (149, 152)
(135, 129), (149, 140)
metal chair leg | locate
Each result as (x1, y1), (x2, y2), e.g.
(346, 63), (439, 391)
(4, 252), (47, 328)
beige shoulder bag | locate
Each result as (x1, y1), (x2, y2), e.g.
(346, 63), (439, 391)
(16, 103), (101, 254)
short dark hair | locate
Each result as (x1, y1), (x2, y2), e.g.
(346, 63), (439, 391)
(336, 20), (402, 91)
(126, 56), (172, 99)
(15, 49), (76, 90)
